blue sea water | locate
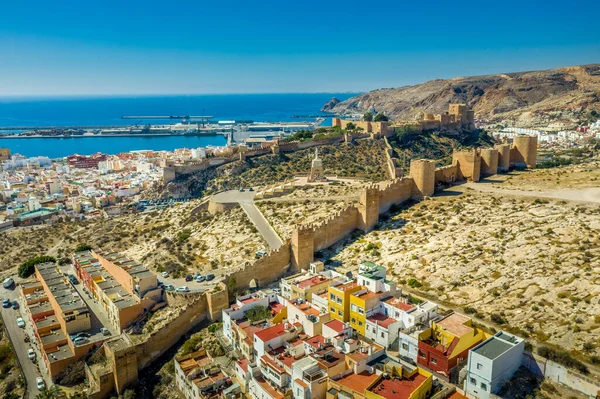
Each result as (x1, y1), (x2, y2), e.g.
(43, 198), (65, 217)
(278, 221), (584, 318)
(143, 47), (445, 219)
(0, 93), (353, 158)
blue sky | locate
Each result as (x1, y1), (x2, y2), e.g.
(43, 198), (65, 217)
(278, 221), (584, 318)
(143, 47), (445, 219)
(0, 0), (598, 95)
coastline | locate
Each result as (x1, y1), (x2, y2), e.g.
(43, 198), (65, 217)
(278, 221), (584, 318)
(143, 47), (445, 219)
(0, 132), (223, 139)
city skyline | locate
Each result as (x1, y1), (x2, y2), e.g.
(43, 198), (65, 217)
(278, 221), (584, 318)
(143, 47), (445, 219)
(1, 0), (599, 95)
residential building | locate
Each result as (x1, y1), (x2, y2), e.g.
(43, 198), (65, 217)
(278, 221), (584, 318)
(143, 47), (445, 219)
(348, 289), (381, 335)
(328, 281), (361, 323)
(417, 313), (487, 379)
(286, 298), (330, 337)
(464, 331), (525, 399)
(174, 349), (232, 399)
(20, 262), (105, 379)
(73, 250), (161, 332)
(356, 262), (397, 295)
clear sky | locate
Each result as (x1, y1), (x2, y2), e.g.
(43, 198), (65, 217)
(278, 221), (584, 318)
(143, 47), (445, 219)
(1, 0), (598, 95)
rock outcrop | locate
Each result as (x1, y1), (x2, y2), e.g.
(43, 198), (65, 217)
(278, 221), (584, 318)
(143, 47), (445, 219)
(321, 97), (341, 112)
(325, 64), (600, 129)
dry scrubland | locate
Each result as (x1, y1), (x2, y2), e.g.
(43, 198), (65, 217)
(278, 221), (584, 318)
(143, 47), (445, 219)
(326, 189), (600, 355)
(501, 159), (600, 190)
(0, 200), (264, 277)
(256, 181), (369, 239)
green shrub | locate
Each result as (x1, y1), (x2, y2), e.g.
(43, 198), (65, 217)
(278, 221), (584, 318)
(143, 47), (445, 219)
(18, 256), (56, 278)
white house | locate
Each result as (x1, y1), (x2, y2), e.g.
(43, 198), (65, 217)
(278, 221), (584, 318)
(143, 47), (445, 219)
(464, 331), (525, 399)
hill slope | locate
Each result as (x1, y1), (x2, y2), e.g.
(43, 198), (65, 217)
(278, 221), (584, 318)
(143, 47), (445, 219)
(325, 64), (600, 129)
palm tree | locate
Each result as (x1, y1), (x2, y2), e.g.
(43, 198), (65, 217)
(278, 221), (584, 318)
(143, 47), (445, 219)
(36, 385), (67, 399)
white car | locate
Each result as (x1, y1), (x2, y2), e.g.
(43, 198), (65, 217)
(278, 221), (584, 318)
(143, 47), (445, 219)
(175, 286), (190, 293)
(161, 272), (169, 278)
(28, 349), (36, 360)
(36, 377), (45, 390)
(16, 317), (25, 328)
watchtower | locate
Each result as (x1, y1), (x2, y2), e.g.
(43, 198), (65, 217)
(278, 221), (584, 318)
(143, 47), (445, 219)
(409, 159), (435, 198)
(357, 187), (380, 232)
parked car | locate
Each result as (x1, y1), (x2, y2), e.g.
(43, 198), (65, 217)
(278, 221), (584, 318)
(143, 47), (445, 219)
(195, 275), (205, 283)
(185, 274), (193, 282)
(16, 317), (25, 328)
(73, 336), (89, 345)
(73, 332), (90, 339)
(68, 274), (78, 285)
(164, 284), (175, 291)
(239, 187), (245, 192)
(161, 272), (169, 278)
(101, 328), (111, 336)
(175, 286), (190, 293)
(193, 272), (200, 278)
(11, 301), (19, 310)
(249, 187), (254, 191)
(2, 298), (11, 308)
(28, 349), (36, 360)
(2, 278), (14, 289)
(205, 274), (215, 281)
(36, 377), (45, 390)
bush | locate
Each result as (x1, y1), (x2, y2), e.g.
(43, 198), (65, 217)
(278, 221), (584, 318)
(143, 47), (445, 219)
(18, 256), (56, 278)
(245, 306), (272, 322)
(490, 313), (508, 325)
(75, 244), (93, 252)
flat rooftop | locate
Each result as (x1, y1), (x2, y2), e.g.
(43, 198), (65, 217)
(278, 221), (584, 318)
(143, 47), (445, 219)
(436, 313), (473, 337)
(472, 332), (522, 360)
(35, 263), (89, 315)
(368, 374), (427, 399)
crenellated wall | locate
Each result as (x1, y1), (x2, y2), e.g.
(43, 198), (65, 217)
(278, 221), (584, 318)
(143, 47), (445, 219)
(312, 205), (360, 252)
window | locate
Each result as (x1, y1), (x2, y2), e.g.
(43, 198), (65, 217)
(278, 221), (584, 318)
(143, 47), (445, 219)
(395, 311), (400, 318)
(351, 318), (356, 323)
(338, 310), (343, 316)
(381, 332), (385, 338)
(330, 307), (335, 313)
(470, 377), (476, 385)
(402, 343), (408, 350)
(358, 307), (365, 315)
(477, 363), (483, 370)
(351, 304), (357, 312)
(431, 358), (437, 364)
(481, 383), (487, 391)
(358, 321), (363, 326)
(336, 297), (342, 304)
(419, 351), (426, 358)
(330, 293), (335, 301)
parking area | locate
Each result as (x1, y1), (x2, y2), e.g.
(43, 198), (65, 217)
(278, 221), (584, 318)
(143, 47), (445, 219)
(1, 282), (49, 398)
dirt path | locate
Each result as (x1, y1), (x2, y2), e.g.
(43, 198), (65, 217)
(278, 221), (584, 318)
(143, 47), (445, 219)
(459, 183), (600, 204)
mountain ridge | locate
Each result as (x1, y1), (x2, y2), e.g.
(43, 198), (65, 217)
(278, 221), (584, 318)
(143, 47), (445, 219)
(324, 64), (600, 129)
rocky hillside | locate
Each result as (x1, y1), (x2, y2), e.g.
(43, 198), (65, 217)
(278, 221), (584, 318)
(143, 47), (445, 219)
(325, 64), (600, 129)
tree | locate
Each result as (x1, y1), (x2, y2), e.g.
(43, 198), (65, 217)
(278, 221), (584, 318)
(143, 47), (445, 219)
(75, 244), (92, 252)
(374, 113), (389, 122)
(363, 112), (373, 122)
(36, 386), (67, 399)
(345, 122), (356, 130)
(18, 256), (56, 278)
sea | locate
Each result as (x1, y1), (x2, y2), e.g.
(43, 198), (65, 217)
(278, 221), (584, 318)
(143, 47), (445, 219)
(0, 93), (354, 158)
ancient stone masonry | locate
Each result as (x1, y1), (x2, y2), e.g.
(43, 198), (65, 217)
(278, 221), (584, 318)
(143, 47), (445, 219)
(392, 103), (476, 133)
(436, 135), (537, 185)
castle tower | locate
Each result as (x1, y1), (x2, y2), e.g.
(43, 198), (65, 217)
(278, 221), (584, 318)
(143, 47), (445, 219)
(480, 148), (499, 176)
(409, 159), (435, 198)
(291, 227), (314, 272)
(494, 143), (511, 172)
(105, 339), (138, 395)
(307, 148), (325, 182)
(512, 136), (537, 168)
(452, 149), (481, 182)
(357, 187), (380, 232)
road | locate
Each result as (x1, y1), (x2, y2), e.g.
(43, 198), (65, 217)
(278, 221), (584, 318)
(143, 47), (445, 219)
(211, 189), (283, 250)
(0, 284), (48, 398)
(239, 200), (283, 250)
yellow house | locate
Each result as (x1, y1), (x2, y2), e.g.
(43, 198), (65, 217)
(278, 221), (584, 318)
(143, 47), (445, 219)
(349, 290), (381, 335)
(417, 313), (488, 377)
(328, 281), (362, 322)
